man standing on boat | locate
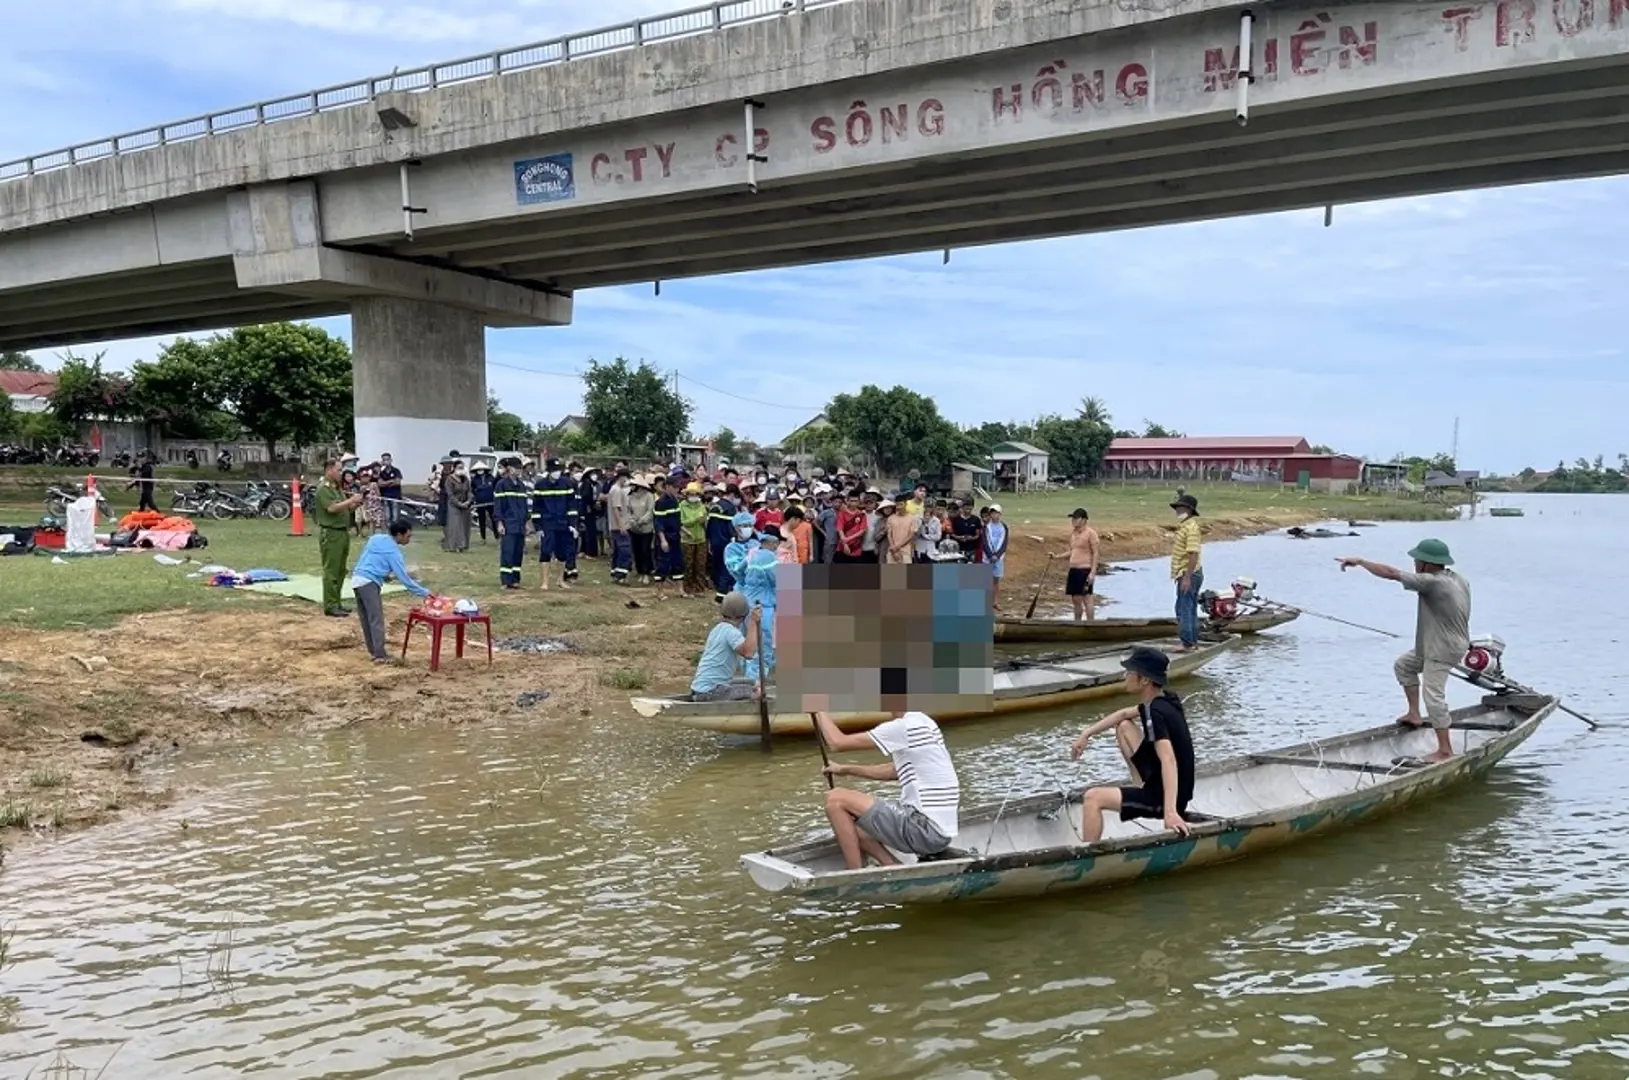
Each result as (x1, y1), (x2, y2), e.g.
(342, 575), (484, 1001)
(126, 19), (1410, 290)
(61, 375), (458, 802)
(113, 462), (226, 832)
(1338, 539), (1470, 763)
(813, 711), (960, 869)
(1170, 494), (1203, 651)
(1070, 647), (1195, 841)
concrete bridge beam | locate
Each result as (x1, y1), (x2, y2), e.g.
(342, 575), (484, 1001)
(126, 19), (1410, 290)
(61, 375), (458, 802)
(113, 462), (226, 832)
(351, 297), (490, 482)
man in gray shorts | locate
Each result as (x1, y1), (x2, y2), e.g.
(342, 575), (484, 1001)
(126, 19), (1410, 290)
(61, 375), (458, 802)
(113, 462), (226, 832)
(1339, 537), (1471, 763)
(813, 711), (961, 869)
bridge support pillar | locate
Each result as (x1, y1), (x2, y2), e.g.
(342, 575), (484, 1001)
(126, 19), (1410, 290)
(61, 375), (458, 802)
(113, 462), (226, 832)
(351, 297), (489, 483)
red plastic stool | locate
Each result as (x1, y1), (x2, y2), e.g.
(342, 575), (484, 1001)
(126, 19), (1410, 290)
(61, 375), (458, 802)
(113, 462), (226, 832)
(402, 610), (493, 672)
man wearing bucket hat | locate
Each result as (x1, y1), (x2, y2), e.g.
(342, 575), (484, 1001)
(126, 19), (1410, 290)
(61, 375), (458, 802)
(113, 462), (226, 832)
(1169, 494), (1204, 650)
(1068, 646), (1195, 841)
(1338, 538), (1471, 762)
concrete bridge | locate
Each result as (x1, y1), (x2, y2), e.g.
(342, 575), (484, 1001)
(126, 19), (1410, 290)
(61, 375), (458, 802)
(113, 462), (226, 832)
(3, 0), (1627, 474)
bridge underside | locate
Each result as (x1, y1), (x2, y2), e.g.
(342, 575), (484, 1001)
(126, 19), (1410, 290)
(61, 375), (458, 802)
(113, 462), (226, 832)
(1, 61), (1626, 351)
(387, 62), (1629, 288)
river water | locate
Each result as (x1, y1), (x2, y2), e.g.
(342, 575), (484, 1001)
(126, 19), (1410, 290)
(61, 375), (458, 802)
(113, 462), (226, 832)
(3, 494), (1625, 1079)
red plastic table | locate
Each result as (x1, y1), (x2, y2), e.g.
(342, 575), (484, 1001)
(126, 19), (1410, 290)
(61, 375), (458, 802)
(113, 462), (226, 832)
(402, 610), (493, 672)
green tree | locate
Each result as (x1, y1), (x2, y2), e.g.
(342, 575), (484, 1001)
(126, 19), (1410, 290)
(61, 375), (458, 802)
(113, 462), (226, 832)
(127, 338), (239, 440)
(710, 426), (739, 461)
(826, 385), (963, 479)
(1142, 420), (1184, 438)
(487, 395), (530, 450)
(1078, 397), (1112, 426)
(211, 324), (353, 458)
(801, 424), (855, 473)
(0, 387), (15, 439)
(15, 411), (69, 448)
(1033, 414), (1115, 480)
(581, 358), (690, 454)
(0, 350), (42, 372)
(50, 351), (132, 427)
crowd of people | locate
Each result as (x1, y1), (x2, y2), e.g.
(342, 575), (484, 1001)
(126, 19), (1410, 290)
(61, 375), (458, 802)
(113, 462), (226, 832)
(442, 456), (1023, 600)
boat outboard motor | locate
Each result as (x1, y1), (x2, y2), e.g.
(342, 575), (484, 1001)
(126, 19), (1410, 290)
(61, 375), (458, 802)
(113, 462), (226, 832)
(1462, 635), (1507, 680)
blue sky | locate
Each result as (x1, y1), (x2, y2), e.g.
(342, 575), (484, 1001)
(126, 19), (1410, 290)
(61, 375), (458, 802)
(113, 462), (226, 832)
(6, 0), (1626, 473)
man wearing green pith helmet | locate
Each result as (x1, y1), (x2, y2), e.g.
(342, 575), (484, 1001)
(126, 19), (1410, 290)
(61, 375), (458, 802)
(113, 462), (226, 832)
(1337, 538), (1471, 763)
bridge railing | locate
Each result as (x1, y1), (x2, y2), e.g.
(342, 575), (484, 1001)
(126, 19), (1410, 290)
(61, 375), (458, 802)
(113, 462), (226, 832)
(0, 0), (851, 185)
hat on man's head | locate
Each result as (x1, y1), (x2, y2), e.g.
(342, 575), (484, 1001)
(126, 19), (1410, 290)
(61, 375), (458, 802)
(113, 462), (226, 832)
(720, 592), (750, 620)
(1070, 507), (1090, 520)
(1407, 538), (1454, 566)
(1170, 494), (1200, 515)
(1121, 646), (1170, 686)
(987, 503), (1003, 514)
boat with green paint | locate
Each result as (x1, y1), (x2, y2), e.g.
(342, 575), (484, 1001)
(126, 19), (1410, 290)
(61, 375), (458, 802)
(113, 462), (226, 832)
(1488, 507), (1525, 518)
(740, 689), (1557, 904)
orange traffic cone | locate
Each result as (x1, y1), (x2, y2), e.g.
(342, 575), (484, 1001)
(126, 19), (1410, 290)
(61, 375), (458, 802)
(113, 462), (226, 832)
(289, 477), (306, 537)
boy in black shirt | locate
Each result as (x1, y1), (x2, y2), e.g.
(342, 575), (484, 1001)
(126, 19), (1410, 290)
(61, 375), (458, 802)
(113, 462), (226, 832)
(1069, 646), (1195, 841)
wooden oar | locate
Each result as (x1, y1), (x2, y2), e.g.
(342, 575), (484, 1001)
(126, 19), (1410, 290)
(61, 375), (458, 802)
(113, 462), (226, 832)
(755, 607), (772, 752)
(1025, 552), (1058, 620)
(812, 713), (835, 789)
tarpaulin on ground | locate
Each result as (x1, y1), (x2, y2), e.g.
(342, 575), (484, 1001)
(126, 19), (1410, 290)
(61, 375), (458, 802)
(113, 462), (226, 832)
(238, 573), (405, 604)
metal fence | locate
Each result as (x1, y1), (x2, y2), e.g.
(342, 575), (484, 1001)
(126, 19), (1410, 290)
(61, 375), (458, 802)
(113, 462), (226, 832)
(0, 0), (852, 184)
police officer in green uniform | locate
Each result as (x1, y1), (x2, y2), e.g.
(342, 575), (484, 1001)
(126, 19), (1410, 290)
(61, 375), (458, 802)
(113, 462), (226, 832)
(314, 457), (364, 617)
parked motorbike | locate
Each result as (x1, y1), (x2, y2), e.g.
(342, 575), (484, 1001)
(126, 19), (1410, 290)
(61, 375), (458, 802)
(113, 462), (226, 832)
(216, 450), (232, 472)
(44, 484), (113, 521)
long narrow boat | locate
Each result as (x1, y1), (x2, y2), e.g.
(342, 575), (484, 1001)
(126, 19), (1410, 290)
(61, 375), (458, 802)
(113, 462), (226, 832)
(630, 635), (1238, 736)
(995, 606), (1297, 644)
(740, 689), (1556, 903)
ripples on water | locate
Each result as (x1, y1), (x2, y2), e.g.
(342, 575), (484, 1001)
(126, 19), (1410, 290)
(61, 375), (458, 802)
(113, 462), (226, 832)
(3, 495), (1627, 1078)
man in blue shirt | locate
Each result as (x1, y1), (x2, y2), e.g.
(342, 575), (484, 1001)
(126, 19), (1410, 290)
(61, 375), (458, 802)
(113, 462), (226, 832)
(350, 519), (432, 663)
(691, 592), (762, 700)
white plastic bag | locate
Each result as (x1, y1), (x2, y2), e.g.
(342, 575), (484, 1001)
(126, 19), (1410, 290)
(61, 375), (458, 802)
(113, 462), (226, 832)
(65, 496), (97, 553)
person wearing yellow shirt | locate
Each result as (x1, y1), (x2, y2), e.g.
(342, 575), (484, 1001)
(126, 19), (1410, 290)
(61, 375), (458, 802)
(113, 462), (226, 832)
(1170, 494), (1203, 651)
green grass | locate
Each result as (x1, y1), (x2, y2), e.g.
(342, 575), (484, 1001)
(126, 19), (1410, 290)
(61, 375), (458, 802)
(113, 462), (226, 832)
(599, 665), (650, 691)
(992, 483), (1460, 527)
(0, 798), (32, 829)
(26, 768), (66, 789)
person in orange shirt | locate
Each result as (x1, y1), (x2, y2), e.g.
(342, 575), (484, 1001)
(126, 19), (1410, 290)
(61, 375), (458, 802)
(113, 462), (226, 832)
(782, 505), (814, 564)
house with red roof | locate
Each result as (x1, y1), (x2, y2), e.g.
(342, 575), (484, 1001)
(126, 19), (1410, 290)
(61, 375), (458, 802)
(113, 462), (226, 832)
(1103, 435), (1364, 493)
(1, 369), (58, 414)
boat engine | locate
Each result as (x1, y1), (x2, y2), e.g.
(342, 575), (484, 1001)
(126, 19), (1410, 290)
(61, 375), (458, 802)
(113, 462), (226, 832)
(1200, 577), (1259, 621)
(1461, 635), (1506, 678)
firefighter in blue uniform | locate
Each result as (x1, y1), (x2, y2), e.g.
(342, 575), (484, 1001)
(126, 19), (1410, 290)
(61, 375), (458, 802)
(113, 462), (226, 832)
(706, 485), (739, 603)
(494, 457), (531, 589)
(533, 458), (580, 590)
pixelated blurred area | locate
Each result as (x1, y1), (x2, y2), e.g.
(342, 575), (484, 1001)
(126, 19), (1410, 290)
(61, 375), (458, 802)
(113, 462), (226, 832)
(776, 562), (995, 714)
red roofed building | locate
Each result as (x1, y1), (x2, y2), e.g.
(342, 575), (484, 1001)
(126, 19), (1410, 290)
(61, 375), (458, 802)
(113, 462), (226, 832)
(0, 370), (57, 414)
(1101, 435), (1365, 492)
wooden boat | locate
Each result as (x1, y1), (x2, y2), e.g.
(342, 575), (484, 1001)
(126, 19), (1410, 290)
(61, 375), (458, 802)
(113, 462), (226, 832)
(630, 635), (1238, 736)
(1488, 507), (1525, 518)
(995, 605), (1297, 644)
(740, 689), (1557, 904)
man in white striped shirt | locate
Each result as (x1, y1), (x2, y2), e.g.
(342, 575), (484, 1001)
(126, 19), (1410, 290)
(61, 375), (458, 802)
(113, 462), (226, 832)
(814, 711), (961, 869)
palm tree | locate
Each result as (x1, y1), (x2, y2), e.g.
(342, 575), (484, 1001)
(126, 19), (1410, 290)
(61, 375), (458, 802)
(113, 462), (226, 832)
(1078, 397), (1111, 427)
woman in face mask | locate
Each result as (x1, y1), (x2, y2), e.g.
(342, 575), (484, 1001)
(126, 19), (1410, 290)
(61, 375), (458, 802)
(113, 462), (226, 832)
(679, 482), (710, 599)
